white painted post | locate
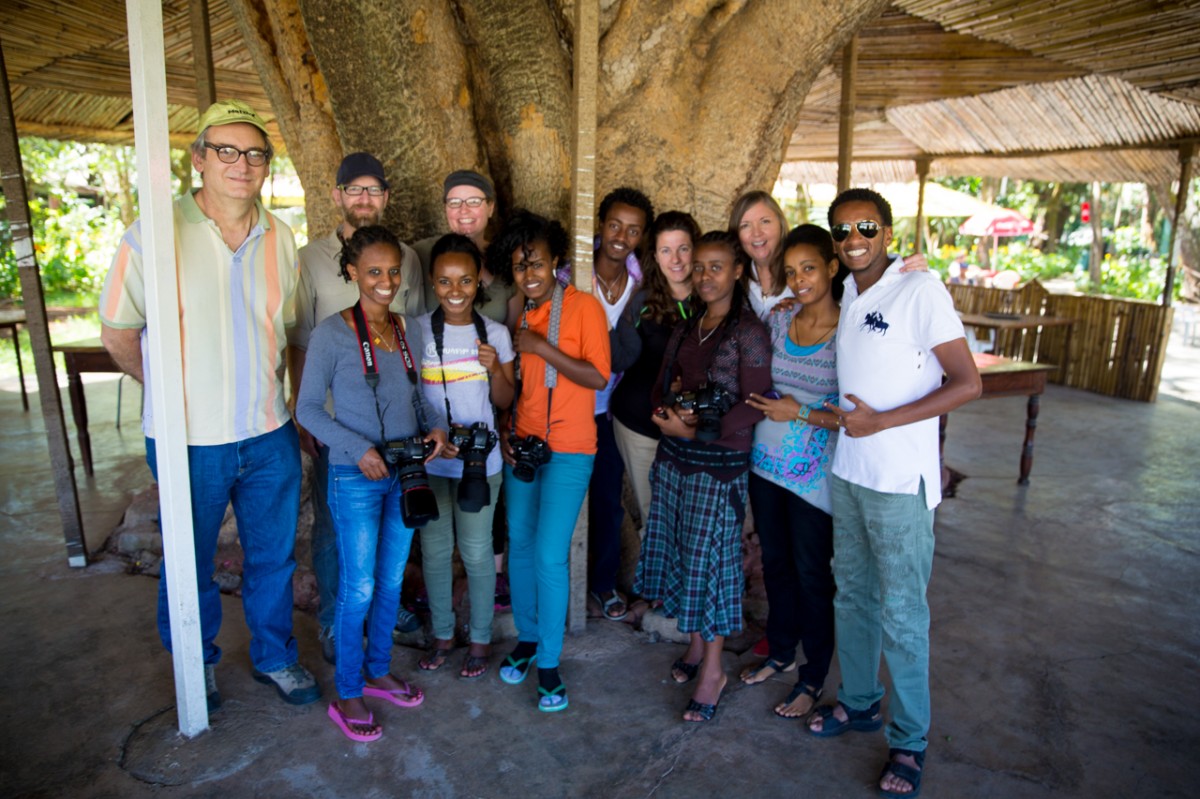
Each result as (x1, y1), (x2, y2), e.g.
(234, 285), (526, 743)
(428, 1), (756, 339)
(125, 0), (208, 736)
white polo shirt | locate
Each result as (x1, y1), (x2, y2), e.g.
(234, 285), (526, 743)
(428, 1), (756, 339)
(832, 257), (965, 509)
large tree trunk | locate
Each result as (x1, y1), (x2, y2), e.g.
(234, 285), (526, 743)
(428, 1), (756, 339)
(227, 0), (344, 238)
(290, 0), (887, 239)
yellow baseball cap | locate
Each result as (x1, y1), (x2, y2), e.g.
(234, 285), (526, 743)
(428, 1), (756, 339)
(197, 100), (269, 137)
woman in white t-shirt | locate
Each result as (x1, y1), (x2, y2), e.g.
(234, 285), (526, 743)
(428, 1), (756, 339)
(416, 234), (516, 679)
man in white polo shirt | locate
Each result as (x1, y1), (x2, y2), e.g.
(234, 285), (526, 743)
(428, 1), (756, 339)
(806, 188), (980, 799)
(100, 100), (320, 709)
(288, 152), (423, 662)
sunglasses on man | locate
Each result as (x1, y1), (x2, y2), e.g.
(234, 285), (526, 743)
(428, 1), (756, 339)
(830, 220), (882, 242)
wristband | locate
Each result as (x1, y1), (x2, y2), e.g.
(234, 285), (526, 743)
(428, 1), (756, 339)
(796, 404), (811, 422)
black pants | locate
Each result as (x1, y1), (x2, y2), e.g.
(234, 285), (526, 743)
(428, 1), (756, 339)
(748, 473), (836, 687)
(587, 413), (626, 595)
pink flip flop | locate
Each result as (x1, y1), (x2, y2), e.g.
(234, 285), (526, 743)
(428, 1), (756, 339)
(327, 703), (382, 742)
(363, 680), (424, 708)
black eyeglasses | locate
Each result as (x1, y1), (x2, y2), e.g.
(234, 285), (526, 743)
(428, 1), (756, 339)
(204, 142), (270, 166)
(339, 184), (386, 197)
(830, 220), (881, 242)
(446, 197), (487, 209)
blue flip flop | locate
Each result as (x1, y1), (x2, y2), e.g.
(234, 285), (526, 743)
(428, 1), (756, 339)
(537, 683), (569, 712)
(499, 653), (537, 685)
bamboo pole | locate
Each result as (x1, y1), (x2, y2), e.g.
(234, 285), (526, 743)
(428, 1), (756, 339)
(837, 35), (857, 194)
(915, 157), (930, 255)
(1162, 142), (1196, 307)
(565, 0), (599, 634)
(0, 35), (88, 567)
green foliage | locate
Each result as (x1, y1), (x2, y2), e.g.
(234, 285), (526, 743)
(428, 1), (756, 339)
(1, 138), (132, 302)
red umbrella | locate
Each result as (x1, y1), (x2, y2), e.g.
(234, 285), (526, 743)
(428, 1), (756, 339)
(958, 208), (1034, 237)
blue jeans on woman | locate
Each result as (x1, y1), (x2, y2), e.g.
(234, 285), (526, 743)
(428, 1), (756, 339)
(146, 421), (301, 673)
(504, 452), (594, 669)
(328, 464), (416, 699)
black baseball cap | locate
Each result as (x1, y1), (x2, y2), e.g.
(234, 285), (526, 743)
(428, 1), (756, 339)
(337, 152), (388, 190)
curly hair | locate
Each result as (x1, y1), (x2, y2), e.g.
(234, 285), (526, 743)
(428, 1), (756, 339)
(338, 225), (401, 282)
(782, 223), (850, 302)
(640, 210), (701, 325)
(486, 209), (570, 286)
(828, 187), (894, 228)
(599, 186), (654, 232)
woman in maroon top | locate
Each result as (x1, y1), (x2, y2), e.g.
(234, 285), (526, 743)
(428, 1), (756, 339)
(635, 231), (772, 722)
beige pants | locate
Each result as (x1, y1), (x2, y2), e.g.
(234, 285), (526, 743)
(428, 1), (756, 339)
(612, 417), (659, 536)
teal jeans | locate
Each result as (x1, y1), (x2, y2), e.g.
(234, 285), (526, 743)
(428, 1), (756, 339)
(504, 453), (594, 669)
(831, 475), (935, 752)
(420, 473), (502, 644)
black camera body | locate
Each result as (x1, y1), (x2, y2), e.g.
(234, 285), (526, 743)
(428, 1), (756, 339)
(384, 436), (440, 527)
(509, 434), (552, 482)
(449, 422), (498, 512)
(666, 383), (736, 442)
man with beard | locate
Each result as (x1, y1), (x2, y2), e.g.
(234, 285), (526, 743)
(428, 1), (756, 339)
(289, 152), (423, 662)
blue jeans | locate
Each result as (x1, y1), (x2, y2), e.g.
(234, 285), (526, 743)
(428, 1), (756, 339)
(504, 453), (594, 669)
(831, 475), (935, 752)
(311, 444), (337, 631)
(328, 464), (416, 699)
(146, 422), (301, 673)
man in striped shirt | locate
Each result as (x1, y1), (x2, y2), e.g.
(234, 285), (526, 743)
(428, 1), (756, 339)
(100, 100), (320, 709)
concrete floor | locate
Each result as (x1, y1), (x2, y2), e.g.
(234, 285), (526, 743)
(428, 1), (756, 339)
(1, 363), (1198, 798)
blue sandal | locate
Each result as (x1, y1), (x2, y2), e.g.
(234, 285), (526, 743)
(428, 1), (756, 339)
(537, 683), (569, 712)
(878, 748), (925, 798)
(498, 652), (537, 685)
(807, 699), (883, 737)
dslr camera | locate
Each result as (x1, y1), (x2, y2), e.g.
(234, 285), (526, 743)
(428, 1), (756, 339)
(449, 422), (498, 512)
(666, 383), (736, 442)
(384, 436), (440, 528)
(508, 434), (552, 483)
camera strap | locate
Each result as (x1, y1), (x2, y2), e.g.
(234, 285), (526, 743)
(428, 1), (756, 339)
(511, 283), (564, 440)
(351, 301), (429, 440)
(430, 306), (491, 429)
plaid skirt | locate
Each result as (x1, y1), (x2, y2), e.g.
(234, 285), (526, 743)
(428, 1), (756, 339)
(635, 453), (748, 641)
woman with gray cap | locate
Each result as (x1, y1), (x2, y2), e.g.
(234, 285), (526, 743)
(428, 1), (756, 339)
(414, 170), (514, 326)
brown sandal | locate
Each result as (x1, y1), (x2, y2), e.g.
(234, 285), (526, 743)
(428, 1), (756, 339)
(419, 646), (452, 671)
(459, 653), (490, 680)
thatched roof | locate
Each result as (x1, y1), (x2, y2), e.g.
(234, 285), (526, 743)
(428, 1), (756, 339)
(2, 1), (1198, 182)
(1, 0), (275, 149)
(786, 2), (1200, 184)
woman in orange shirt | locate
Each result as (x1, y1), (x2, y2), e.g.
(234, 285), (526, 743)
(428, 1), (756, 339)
(490, 211), (611, 712)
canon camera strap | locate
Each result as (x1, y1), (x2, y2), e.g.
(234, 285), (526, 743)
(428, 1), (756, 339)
(350, 302), (429, 437)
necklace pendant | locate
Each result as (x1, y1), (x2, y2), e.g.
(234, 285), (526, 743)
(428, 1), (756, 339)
(373, 336), (381, 345)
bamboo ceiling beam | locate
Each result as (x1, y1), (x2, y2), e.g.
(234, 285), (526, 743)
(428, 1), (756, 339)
(189, 0), (217, 111)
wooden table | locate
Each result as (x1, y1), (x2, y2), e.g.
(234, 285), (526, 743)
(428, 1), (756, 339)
(0, 309), (29, 411)
(52, 340), (121, 476)
(942, 352), (1057, 485)
(958, 311), (1074, 378)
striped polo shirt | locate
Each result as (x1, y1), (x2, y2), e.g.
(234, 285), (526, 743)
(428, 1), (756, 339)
(99, 190), (299, 445)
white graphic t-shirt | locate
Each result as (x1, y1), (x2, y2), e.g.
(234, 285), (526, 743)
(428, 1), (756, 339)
(417, 312), (515, 478)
